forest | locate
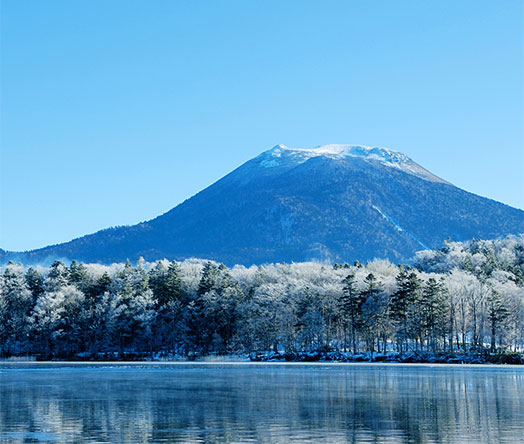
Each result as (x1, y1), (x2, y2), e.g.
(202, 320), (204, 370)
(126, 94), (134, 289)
(0, 235), (523, 361)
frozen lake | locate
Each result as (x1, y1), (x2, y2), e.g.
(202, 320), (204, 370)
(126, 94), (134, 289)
(1, 362), (523, 443)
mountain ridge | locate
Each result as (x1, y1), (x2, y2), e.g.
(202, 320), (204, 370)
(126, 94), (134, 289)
(256, 144), (449, 184)
(2, 144), (523, 266)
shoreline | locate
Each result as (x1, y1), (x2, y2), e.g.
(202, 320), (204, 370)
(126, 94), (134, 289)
(1, 360), (524, 369)
(2, 350), (523, 366)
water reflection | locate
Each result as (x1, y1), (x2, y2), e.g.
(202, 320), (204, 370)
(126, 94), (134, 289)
(0, 364), (523, 443)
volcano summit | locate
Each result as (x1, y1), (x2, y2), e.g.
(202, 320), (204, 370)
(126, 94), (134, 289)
(4, 144), (523, 265)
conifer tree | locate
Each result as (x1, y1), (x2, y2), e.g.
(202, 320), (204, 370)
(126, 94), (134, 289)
(389, 267), (421, 352)
(359, 273), (384, 352)
(340, 273), (363, 352)
(198, 262), (219, 296)
(46, 261), (70, 291)
(25, 267), (45, 302)
(419, 278), (448, 352)
(487, 289), (510, 352)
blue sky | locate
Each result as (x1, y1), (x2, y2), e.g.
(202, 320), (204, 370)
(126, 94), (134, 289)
(1, 0), (522, 251)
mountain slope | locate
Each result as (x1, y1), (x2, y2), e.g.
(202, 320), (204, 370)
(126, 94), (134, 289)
(4, 144), (524, 265)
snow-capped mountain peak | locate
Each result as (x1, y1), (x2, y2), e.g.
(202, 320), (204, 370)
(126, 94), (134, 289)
(259, 144), (447, 183)
(4, 141), (523, 266)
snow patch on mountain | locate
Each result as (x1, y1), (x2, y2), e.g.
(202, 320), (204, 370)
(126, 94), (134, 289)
(373, 205), (429, 250)
(372, 205), (404, 232)
(259, 144), (448, 184)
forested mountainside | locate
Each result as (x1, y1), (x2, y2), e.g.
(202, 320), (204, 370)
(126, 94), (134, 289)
(3, 144), (523, 266)
(1, 235), (523, 360)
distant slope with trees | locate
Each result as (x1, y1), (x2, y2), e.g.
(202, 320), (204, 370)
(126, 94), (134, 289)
(4, 145), (524, 266)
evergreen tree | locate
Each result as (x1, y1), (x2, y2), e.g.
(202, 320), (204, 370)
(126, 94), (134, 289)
(69, 261), (89, 292)
(87, 272), (112, 301)
(166, 261), (182, 299)
(25, 267), (45, 302)
(198, 262), (219, 296)
(389, 267), (421, 352)
(150, 261), (184, 352)
(150, 260), (183, 307)
(46, 261), (70, 292)
(419, 278), (448, 352)
(487, 289), (510, 352)
(340, 273), (364, 352)
(148, 261), (168, 305)
(359, 273), (384, 352)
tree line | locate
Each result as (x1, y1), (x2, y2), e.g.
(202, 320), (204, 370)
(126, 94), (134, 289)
(0, 235), (523, 359)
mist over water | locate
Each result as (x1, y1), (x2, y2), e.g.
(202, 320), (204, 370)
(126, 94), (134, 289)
(0, 364), (523, 443)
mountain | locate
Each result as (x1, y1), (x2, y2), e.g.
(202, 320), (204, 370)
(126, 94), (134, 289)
(4, 144), (524, 265)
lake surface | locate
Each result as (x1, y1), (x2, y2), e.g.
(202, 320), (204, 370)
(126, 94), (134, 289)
(0, 362), (523, 443)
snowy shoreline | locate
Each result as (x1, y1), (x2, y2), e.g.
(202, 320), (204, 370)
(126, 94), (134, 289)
(2, 350), (523, 366)
(1, 361), (524, 370)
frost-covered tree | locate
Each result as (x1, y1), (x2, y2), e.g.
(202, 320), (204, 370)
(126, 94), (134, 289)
(31, 289), (65, 356)
(1, 235), (523, 358)
(0, 263), (33, 355)
(45, 260), (70, 292)
(468, 279), (489, 350)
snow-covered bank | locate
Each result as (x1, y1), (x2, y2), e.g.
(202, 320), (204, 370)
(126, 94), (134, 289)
(2, 351), (523, 365)
(249, 351), (524, 365)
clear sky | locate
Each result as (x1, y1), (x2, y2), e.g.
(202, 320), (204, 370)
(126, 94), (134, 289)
(1, 0), (523, 252)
